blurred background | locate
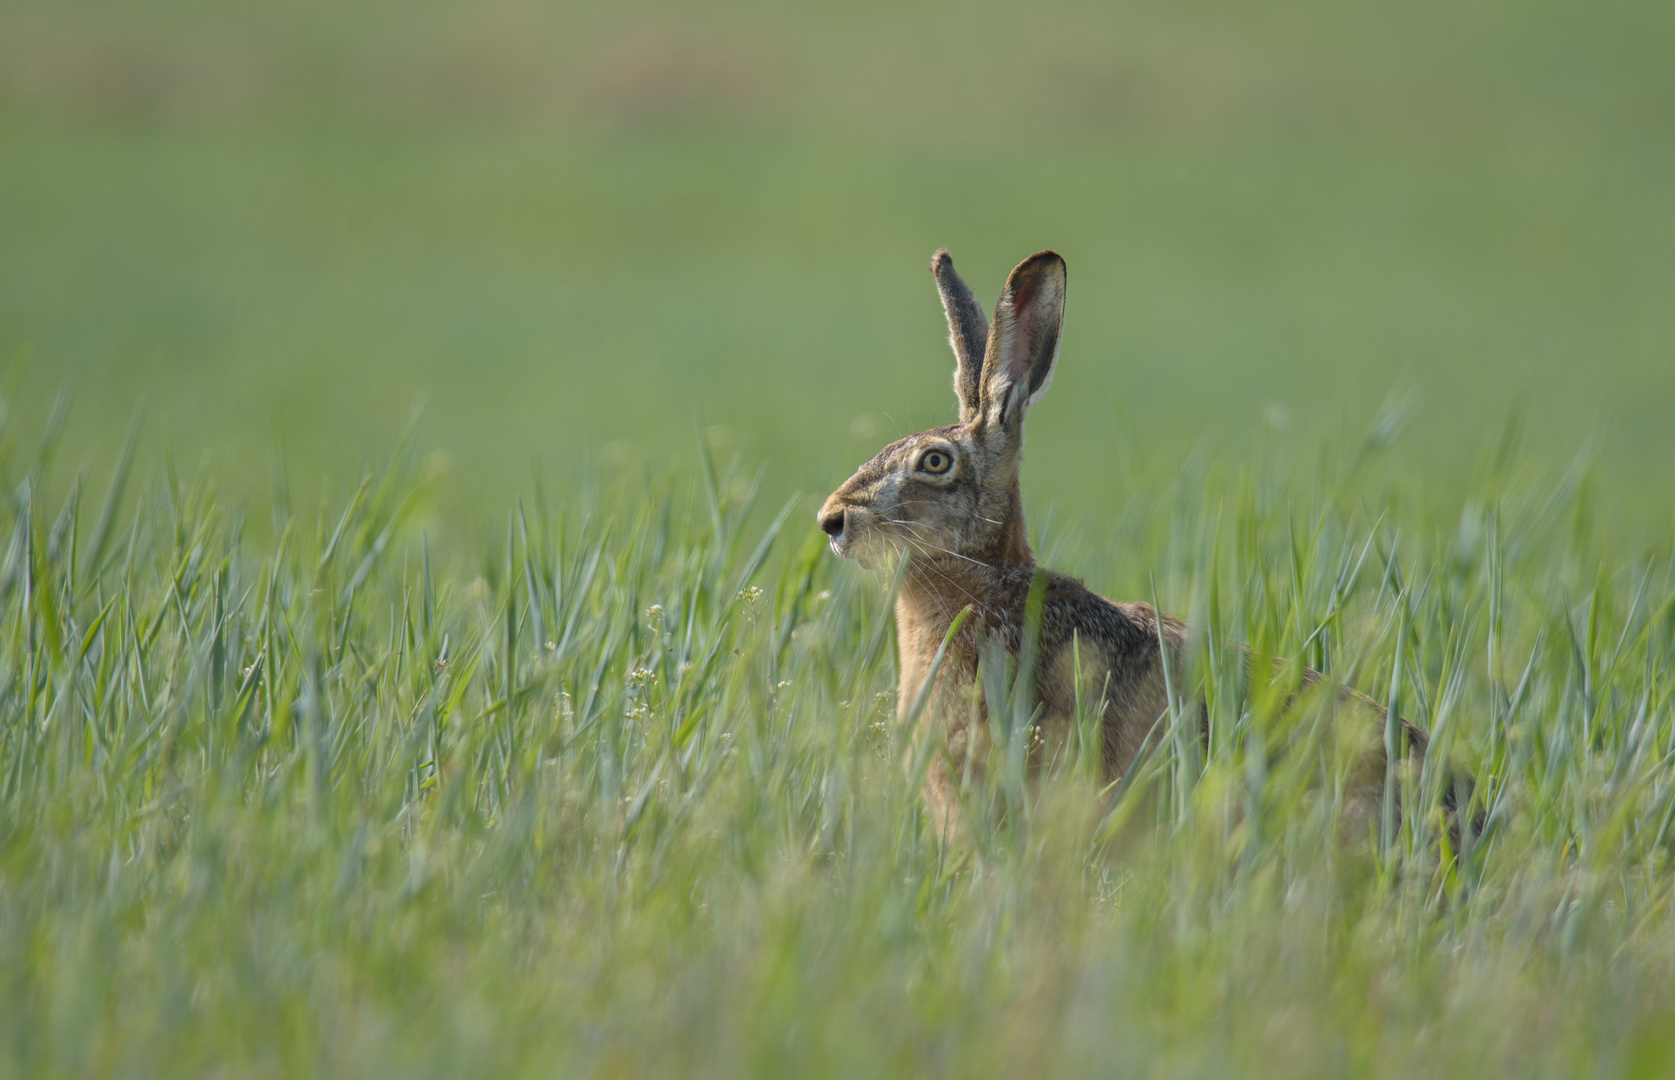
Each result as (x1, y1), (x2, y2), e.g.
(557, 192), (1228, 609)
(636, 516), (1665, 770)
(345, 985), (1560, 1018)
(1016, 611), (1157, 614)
(2, 0), (1672, 539)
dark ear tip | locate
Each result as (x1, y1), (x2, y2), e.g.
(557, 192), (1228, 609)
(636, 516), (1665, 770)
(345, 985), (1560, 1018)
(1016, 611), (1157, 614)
(1020, 249), (1065, 272)
(930, 248), (954, 273)
(1005, 250), (1067, 293)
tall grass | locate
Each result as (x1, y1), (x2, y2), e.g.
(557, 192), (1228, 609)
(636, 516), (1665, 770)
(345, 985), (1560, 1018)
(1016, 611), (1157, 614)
(3, 416), (1675, 1077)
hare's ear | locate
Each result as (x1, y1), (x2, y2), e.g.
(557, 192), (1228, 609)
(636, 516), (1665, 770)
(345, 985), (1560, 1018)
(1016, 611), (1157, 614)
(931, 249), (989, 422)
(979, 250), (1066, 430)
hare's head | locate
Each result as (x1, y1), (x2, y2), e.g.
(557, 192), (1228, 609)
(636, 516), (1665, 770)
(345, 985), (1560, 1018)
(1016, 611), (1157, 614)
(818, 249), (1066, 570)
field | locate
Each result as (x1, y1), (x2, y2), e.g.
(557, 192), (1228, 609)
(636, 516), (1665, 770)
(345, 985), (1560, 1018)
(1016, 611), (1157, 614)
(4, 0), (1675, 1075)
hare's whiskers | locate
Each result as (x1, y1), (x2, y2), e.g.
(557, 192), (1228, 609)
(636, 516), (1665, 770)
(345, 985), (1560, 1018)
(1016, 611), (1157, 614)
(882, 520), (989, 568)
(902, 548), (990, 618)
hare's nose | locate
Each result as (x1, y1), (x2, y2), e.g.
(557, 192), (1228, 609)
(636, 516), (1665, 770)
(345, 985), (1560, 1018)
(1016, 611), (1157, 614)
(818, 507), (845, 537)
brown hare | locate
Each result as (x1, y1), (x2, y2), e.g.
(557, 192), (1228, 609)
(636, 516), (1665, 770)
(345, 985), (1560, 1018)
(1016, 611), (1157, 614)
(818, 249), (1433, 837)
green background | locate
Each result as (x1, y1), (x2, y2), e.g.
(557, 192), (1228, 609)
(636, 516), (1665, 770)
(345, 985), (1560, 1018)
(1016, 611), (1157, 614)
(3, 0), (1672, 533)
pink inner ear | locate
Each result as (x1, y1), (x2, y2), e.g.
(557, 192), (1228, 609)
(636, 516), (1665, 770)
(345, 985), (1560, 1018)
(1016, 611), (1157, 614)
(982, 252), (1065, 423)
(1005, 279), (1043, 384)
(979, 309), (1031, 423)
(998, 274), (1050, 398)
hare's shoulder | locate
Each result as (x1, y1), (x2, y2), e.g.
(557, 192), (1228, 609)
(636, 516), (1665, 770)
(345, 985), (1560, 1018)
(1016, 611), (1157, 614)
(1032, 570), (1181, 660)
(1027, 574), (1180, 727)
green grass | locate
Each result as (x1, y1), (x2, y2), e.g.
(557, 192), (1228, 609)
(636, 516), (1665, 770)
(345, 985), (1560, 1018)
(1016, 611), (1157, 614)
(4, 417), (1675, 1076)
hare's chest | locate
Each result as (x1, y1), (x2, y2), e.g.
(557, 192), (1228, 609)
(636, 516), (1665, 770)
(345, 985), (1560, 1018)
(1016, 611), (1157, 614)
(892, 608), (983, 721)
(895, 616), (952, 716)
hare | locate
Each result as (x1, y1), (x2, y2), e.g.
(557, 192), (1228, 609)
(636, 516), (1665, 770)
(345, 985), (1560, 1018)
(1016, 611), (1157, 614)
(818, 249), (1433, 836)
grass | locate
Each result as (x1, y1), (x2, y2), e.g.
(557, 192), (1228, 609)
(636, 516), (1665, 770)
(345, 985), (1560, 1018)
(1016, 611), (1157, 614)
(4, 411), (1675, 1077)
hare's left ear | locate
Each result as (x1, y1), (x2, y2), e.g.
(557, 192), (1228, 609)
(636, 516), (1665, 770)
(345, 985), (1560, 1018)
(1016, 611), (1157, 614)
(931, 249), (989, 423)
(980, 250), (1065, 430)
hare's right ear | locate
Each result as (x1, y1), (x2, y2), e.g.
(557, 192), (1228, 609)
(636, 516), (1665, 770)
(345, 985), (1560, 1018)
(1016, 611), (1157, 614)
(931, 249), (988, 423)
(979, 250), (1065, 432)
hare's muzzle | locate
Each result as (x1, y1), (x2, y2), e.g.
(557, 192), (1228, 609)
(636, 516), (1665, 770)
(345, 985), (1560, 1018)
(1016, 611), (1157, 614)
(817, 493), (862, 557)
(819, 495), (889, 568)
(817, 505), (846, 543)
(821, 482), (891, 564)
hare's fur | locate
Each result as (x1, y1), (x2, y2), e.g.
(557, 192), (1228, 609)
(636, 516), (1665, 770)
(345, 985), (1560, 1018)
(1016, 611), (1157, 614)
(819, 249), (1426, 834)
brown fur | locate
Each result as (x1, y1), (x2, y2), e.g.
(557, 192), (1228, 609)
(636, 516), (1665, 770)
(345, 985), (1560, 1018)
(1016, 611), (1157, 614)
(819, 249), (1432, 836)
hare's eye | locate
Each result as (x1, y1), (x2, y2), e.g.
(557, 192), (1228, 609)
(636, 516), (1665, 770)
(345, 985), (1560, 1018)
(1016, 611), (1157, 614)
(919, 450), (951, 474)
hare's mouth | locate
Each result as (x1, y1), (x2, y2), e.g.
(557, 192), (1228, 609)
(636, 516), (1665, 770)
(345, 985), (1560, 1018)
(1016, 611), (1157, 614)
(820, 506), (893, 570)
(846, 537), (892, 571)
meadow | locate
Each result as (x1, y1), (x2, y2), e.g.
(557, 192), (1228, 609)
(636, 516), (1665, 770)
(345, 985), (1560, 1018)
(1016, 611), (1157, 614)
(4, 0), (1675, 1075)
(5, 412), (1675, 1077)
